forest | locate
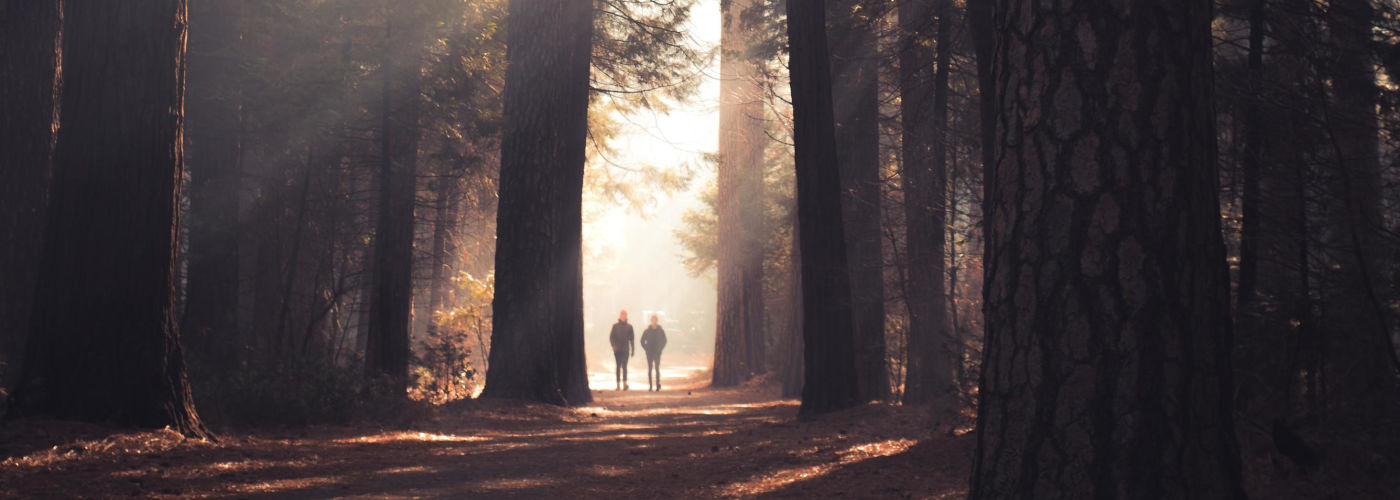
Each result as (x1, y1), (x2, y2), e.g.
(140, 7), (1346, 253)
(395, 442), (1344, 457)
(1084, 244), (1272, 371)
(1, 0), (1398, 498)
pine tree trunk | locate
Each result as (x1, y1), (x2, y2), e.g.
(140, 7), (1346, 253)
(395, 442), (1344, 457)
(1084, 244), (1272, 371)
(970, 1), (1244, 496)
(1320, 0), (1400, 420)
(424, 176), (461, 337)
(12, 0), (209, 438)
(365, 9), (422, 394)
(787, 0), (860, 417)
(0, 0), (62, 393)
(830, 0), (888, 403)
(780, 214), (805, 398)
(1234, 0), (1315, 419)
(714, 0), (767, 386)
(899, 0), (956, 408)
(182, 0), (243, 374)
(480, 0), (594, 406)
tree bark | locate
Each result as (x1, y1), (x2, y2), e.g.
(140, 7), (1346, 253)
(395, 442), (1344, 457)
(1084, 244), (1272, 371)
(182, 0), (243, 374)
(899, 0), (955, 408)
(780, 213), (805, 398)
(829, 0), (888, 403)
(787, 0), (860, 417)
(970, 1), (1244, 497)
(480, 0), (594, 406)
(0, 0), (62, 393)
(11, 0), (209, 438)
(713, 0), (767, 386)
(365, 8), (423, 394)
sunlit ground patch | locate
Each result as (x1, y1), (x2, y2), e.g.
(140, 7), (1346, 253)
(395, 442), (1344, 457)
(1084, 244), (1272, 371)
(719, 438), (920, 496)
(226, 474), (343, 494)
(470, 475), (564, 491)
(333, 431), (490, 445)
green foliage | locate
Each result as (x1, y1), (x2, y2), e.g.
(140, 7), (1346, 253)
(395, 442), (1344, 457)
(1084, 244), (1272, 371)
(410, 272), (494, 404)
(411, 329), (477, 405)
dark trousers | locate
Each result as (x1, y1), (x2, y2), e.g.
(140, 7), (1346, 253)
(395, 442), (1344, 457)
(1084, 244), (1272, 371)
(646, 353), (661, 389)
(614, 351), (629, 387)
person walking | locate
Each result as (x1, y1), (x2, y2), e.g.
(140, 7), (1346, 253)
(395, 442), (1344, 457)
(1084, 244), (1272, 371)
(609, 309), (635, 390)
(640, 314), (668, 391)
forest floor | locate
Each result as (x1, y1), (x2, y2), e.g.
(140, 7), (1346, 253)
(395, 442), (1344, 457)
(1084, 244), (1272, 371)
(0, 368), (973, 499)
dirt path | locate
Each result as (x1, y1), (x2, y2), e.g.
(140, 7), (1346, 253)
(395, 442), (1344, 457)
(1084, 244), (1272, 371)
(1, 370), (972, 499)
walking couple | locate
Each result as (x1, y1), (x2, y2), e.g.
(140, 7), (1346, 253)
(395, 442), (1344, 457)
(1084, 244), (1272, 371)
(609, 309), (667, 391)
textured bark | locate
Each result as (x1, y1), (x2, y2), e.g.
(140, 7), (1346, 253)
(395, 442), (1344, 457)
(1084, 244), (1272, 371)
(713, 0), (768, 386)
(182, 0), (243, 373)
(787, 0), (859, 416)
(1319, 0), (1400, 419)
(829, 0), (887, 403)
(365, 9), (423, 394)
(0, 0), (61, 392)
(898, 0), (955, 407)
(970, 1), (1244, 497)
(780, 215), (805, 398)
(12, 0), (208, 438)
(480, 0), (593, 406)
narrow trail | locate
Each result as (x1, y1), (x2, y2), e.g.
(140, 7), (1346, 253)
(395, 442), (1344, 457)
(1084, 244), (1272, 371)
(2, 369), (972, 499)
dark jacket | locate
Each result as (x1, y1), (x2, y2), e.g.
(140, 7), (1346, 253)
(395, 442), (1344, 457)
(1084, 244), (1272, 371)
(641, 326), (667, 356)
(609, 321), (634, 354)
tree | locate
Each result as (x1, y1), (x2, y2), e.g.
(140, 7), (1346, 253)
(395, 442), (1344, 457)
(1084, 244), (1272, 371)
(898, 0), (956, 407)
(1230, 0), (1317, 420)
(829, 0), (887, 403)
(787, 0), (860, 416)
(0, 0), (62, 394)
(480, 0), (594, 406)
(10, 0), (208, 437)
(970, 0), (1244, 496)
(1318, 0), (1400, 420)
(183, 0), (244, 374)
(364, 3), (426, 395)
(713, 0), (768, 387)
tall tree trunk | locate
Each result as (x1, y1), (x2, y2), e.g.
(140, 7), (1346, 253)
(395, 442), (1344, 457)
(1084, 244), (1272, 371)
(787, 0), (860, 417)
(780, 213), (805, 398)
(11, 0), (208, 438)
(365, 8), (422, 394)
(424, 175), (461, 337)
(480, 0), (593, 406)
(182, 0), (243, 374)
(970, 0), (1244, 497)
(0, 0), (62, 394)
(1236, 0), (1266, 309)
(1234, 0), (1315, 420)
(899, 0), (955, 408)
(714, 0), (767, 386)
(1320, 0), (1400, 420)
(829, 0), (888, 403)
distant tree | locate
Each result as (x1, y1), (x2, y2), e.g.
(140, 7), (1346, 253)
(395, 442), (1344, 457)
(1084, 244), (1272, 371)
(713, 0), (768, 387)
(787, 0), (860, 416)
(480, 0), (594, 405)
(1318, 0), (1400, 420)
(970, 0), (1244, 496)
(365, 2), (427, 395)
(183, 0), (245, 374)
(11, 0), (209, 437)
(898, 0), (955, 408)
(0, 0), (61, 394)
(829, 0), (888, 403)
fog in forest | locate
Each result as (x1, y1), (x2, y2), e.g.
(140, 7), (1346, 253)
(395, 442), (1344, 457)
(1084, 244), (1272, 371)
(582, 1), (720, 383)
(7, 0), (1400, 497)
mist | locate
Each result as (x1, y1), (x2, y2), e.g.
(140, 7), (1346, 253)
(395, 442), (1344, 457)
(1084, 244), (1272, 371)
(582, 1), (722, 383)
